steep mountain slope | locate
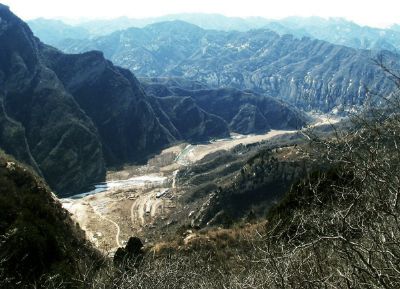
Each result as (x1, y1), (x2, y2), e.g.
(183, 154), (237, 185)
(143, 80), (308, 133)
(156, 95), (229, 141)
(60, 21), (398, 112)
(0, 4), (106, 195)
(41, 47), (175, 166)
(0, 152), (100, 287)
(0, 92), (40, 172)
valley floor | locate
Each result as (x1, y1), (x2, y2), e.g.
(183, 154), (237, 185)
(61, 115), (340, 253)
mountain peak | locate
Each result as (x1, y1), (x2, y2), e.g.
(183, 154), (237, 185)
(145, 20), (204, 32)
(0, 3), (9, 11)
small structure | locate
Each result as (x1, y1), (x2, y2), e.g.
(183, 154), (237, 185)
(145, 203), (151, 215)
(156, 189), (169, 198)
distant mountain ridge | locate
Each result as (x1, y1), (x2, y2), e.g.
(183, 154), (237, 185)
(28, 14), (400, 52)
(263, 16), (400, 52)
(59, 21), (399, 112)
(27, 18), (90, 46)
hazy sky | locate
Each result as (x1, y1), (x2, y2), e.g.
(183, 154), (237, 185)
(2, 0), (399, 27)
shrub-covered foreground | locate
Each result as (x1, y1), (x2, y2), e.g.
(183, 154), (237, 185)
(0, 151), (102, 289)
(23, 104), (399, 289)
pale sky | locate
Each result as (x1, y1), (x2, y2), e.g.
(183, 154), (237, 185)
(2, 0), (400, 28)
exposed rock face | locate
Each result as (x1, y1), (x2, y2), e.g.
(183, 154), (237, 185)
(113, 236), (144, 264)
(0, 5), (177, 194)
(41, 47), (175, 165)
(61, 21), (398, 112)
(0, 4), (105, 195)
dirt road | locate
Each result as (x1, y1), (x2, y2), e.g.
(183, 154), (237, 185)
(91, 203), (122, 248)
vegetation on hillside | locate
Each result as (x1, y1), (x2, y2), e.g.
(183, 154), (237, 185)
(0, 151), (102, 288)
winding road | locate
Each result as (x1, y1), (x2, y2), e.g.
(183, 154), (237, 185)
(129, 169), (180, 229)
(90, 203), (121, 248)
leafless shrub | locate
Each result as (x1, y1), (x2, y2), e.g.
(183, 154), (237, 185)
(246, 60), (400, 288)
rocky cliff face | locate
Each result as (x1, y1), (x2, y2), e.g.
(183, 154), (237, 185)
(61, 21), (398, 112)
(0, 6), (309, 195)
(0, 4), (105, 195)
(41, 47), (175, 165)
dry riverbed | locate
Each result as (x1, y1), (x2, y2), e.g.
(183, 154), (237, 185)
(61, 116), (339, 253)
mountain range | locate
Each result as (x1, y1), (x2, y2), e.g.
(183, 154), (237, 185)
(56, 20), (398, 112)
(0, 4), (305, 195)
(28, 14), (400, 52)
